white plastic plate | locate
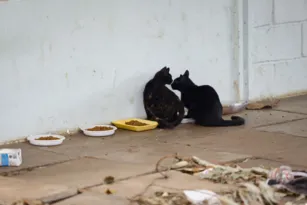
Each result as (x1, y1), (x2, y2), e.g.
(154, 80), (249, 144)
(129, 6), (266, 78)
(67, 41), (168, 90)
(80, 125), (117, 137)
(181, 118), (195, 124)
(27, 134), (65, 146)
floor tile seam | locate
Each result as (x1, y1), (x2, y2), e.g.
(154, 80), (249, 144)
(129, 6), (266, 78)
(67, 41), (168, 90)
(252, 117), (307, 129)
(80, 170), (159, 190)
(0, 158), (81, 177)
(255, 129), (307, 140)
(272, 108), (307, 115)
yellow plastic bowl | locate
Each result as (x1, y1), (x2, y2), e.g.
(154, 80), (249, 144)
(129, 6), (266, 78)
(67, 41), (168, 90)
(111, 118), (158, 132)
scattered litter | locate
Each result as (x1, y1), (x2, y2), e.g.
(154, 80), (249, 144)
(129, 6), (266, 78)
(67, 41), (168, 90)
(183, 189), (220, 205)
(132, 182), (281, 205)
(198, 168), (214, 177)
(104, 176), (115, 184)
(246, 99), (280, 110)
(218, 181), (280, 205)
(132, 155), (307, 205)
(223, 101), (249, 115)
(268, 166), (294, 184)
(132, 191), (191, 205)
(267, 166), (307, 195)
(171, 160), (189, 169)
(0, 148), (22, 167)
(180, 167), (206, 175)
(284, 177), (307, 195)
(105, 188), (114, 195)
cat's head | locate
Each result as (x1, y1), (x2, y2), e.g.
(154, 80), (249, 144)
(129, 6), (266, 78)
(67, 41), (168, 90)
(154, 66), (173, 84)
(171, 70), (191, 90)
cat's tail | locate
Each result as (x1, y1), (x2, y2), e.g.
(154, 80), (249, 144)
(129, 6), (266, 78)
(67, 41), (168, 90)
(218, 116), (245, 126)
(157, 105), (185, 129)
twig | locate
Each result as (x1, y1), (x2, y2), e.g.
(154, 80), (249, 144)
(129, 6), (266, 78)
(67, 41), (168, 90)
(155, 153), (179, 178)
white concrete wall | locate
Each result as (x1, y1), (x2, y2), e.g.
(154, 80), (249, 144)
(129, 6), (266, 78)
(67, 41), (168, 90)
(248, 0), (307, 100)
(0, 0), (238, 141)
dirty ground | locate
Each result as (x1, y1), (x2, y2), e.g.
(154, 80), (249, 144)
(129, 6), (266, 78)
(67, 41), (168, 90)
(1, 95), (307, 205)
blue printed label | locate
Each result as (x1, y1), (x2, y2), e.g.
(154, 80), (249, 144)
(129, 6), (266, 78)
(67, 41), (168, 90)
(1, 154), (9, 166)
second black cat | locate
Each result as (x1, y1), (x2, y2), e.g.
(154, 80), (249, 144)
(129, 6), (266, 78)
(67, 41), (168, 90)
(171, 70), (245, 127)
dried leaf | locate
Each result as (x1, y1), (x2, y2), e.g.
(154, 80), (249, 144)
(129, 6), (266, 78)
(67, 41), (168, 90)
(105, 188), (114, 195)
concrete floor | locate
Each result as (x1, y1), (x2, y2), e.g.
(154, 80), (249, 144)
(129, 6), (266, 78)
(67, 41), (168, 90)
(1, 95), (307, 204)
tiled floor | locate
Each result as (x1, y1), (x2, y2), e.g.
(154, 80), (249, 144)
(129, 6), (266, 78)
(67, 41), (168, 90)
(1, 95), (307, 204)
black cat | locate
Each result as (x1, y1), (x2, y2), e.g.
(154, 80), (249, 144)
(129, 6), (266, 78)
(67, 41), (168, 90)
(171, 70), (245, 126)
(143, 67), (185, 129)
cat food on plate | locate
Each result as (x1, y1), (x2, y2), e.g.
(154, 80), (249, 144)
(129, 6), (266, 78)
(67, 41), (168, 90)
(86, 126), (114, 131)
(80, 125), (117, 137)
(112, 118), (158, 132)
(125, 120), (148, 126)
(36, 136), (60, 140)
(27, 134), (65, 146)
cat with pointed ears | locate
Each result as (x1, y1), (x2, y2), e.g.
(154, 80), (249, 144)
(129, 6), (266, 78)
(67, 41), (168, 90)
(171, 70), (245, 126)
(143, 67), (185, 129)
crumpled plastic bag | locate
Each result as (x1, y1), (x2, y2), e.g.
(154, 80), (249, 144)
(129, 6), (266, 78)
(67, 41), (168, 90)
(267, 166), (307, 195)
(183, 190), (221, 205)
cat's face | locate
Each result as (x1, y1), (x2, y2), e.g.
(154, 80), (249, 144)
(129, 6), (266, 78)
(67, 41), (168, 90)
(156, 67), (173, 84)
(171, 70), (190, 91)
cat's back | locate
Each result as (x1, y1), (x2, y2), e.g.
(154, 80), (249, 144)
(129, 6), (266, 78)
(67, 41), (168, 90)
(143, 79), (155, 94)
(198, 85), (218, 94)
(194, 84), (220, 102)
(144, 80), (172, 97)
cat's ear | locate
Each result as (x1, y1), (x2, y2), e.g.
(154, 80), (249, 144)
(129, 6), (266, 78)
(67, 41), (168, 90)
(161, 66), (170, 72)
(184, 70), (189, 77)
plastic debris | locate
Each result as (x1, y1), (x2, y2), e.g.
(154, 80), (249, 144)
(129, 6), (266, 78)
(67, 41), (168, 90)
(133, 191), (191, 205)
(267, 166), (307, 195)
(192, 156), (268, 184)
(199, 168), (214, 177)
(137, 155), (307, 205)
(221, 181), (280, 205)
(284, 177), (307, 195)
(268, 166), (294, 184)
(0, 148), (22, 167)
(183, 190), (221, 205)
(223, 101), (248, 115)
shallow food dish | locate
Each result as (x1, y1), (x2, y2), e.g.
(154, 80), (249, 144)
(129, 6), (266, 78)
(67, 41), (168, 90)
(80, 125), (117, 137)
(112, 118), (158, 132)
(181, 118), (195, 124)
(27, 134), (66, 146)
